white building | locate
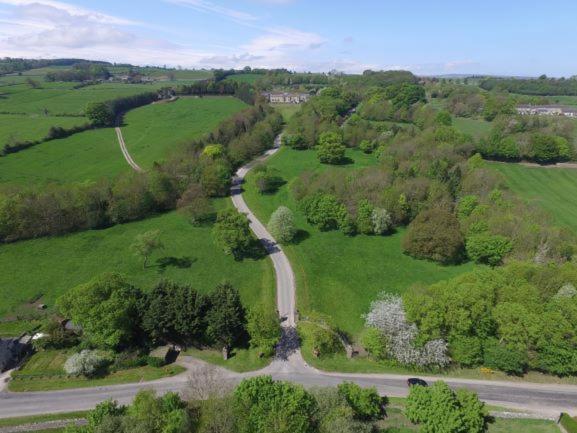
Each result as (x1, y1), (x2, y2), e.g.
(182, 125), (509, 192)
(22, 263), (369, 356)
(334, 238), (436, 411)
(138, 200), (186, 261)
(264, 92), (310, 104)
(517, 105), (577, 118)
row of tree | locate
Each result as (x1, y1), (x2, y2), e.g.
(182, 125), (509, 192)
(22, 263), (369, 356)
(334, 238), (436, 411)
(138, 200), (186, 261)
(54, 273), (279, 356)
(481, 75), (577, 96)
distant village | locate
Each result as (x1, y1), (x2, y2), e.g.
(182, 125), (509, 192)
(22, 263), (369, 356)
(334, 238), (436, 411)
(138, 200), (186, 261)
(517, 104), (577, 118)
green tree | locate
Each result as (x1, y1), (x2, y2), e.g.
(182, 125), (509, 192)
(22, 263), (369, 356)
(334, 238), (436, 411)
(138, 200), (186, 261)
(435, 110), (452, 126)
(465, 233), (512, 266)
(206, 282), (247, 352)
(131, 230), (164, 269)
(268, 206), (297, 244)
(483, 339), (527, 375)
(57, 273), (141, 350)
(233, 376), (318, 433)
(202, 143), (224, 159)
(247, 302), (281, 356)
(300, 193), (349, 232)
(317, 131), (346, 164)
(337, 382), (384, 420)
(402, 208), (465, 264)
(405, 381), (487, 433)
(356, 200), (374, 235)
(212, 210), (253, 259)
(86, 102), (115, 126)
(360, 327), (387, 360)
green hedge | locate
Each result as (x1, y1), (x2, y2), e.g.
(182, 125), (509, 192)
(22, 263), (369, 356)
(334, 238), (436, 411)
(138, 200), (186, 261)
(560, 413), (577, 433)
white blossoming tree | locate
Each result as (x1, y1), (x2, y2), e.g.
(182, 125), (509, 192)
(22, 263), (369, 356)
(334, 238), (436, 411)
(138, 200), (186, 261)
(64, 350), (106, 377)
(364, 293), (450, 368)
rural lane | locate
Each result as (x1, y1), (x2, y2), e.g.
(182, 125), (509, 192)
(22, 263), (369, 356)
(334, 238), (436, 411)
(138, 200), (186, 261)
(115, 126), (143, 172)
(1, 136), (577, 418)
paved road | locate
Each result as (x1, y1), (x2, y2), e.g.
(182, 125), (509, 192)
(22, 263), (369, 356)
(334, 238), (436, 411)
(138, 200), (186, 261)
(2, 136), (577, 418)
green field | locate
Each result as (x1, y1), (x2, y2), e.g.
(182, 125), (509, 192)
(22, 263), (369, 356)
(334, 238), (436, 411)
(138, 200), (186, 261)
(272, 104), (301, 122)
(0, 113), (86, 146)
(225, 73), (263, 84)
(0, 209), (274, 320)
(0, 82), (165, 116)
(123, 96), (247, 169)
(0, 96), (247, 185)
(491, 162), (577, 233)
(453, 116), (492, 139)
(243, 147), (476, 336)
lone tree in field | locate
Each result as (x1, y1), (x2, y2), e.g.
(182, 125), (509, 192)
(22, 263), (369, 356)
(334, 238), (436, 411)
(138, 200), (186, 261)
(317, 131), (346, 164)
(131, 230), (164, 268)
(212, 210), (253, 260)
(268, 206), (296, 244)
(85, 102), (115, 127)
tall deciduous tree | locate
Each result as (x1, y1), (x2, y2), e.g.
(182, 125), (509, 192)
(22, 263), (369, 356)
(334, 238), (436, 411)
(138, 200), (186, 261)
(212, 210), (253, 260)
(57, 273), (142, 350)
(268, 206), (297, 244)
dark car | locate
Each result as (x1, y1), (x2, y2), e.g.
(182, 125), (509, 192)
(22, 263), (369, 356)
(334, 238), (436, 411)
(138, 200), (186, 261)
(407, 378), (428, 387)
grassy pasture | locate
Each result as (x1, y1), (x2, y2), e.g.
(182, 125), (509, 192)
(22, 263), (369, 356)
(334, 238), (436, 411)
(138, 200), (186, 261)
(453, 116), (492, 139)
(0, 114), (87, 146)
(272, 103), (301, 122)
(123, 96), (247, 169)
(491, 162), (577, 233)
(0, 82), (165, 116)
(243, 147), (476, 336)
(0, 209), (274, 320)
(0, 96), (247, 185)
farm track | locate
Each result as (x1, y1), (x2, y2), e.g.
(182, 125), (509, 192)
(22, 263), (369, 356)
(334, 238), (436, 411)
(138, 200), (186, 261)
(115, 126), (143, 172)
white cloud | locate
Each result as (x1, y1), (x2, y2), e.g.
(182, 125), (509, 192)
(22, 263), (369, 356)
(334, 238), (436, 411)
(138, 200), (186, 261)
(165, 0), (258, 22)
(242, 27), (326, 53)
(0, 0), (137, 25)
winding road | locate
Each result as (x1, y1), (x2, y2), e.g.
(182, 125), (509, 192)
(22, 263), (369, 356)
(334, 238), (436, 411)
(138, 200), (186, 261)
(2, 135), (577, 418)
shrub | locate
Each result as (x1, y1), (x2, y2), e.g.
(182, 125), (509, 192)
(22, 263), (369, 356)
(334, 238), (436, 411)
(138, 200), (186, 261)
(176, 184), (215, 226)
(356, 200), (374, 235)
(406, 381), (487, 433)
(247, 302), (281, 356)
(465, 233), (512, 266)
(317, 131), (346, 164)
(147, 356), (165, 368)
(300, 320), (342, 358)
(449, 336), (483, 367)
(360, 327), (387, 360)
(300, 193), (348, 232)
(202, 144), (224, 159)
(371, 208), (393, 235)
(457, 195), (479, 219)
(483, 340), (527, 375)
(282, 134), (308, 150)
(337, 382), (384, 420)
(268, 206), (297, 244)
(359, 139), (376, 154)
(402, 208), (465, 264)
(253, 167), (284, 194)
(64, 350), (107, 377)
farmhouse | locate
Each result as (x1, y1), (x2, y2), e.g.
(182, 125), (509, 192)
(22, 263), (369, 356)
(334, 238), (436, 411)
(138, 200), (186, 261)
(517, 104), (577, 118)
(263, 92), (310, 104)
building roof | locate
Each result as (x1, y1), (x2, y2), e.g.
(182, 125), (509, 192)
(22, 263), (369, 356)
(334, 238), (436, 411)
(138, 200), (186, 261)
(517, 104), (577, 113)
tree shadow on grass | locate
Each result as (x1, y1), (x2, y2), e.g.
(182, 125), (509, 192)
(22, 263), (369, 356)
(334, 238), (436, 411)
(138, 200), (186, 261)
(156, 256), (196, 273)
(290, 229), (310, 245)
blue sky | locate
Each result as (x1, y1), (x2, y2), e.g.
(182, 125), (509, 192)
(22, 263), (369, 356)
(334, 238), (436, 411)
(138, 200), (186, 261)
(0, 0), (576, 76)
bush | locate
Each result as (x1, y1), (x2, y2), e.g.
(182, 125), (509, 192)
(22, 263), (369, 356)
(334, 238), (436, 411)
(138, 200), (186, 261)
(300, 193), (348, 232)
(356, 200), (374, 235)
(406, 381), (487, 433)
(282, 134), (308, 150)
(337, 382), (384, 420)
(402, 208), (465, 264)
(483, 340), (527, 375)
(268, 206), (297, 244)
(253, 167), (284, 194)
(360, 327), (387, 360)
(359, 139), (376, 154)
(300, 321), (342, 358)
(449, 336), (483, 367)
(465, 233), (512, 266)
(64, 350), (107, 377)
(317, 131), (346, 164)
(371, 208), (393, 235)
(147, 356), (165, 368)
